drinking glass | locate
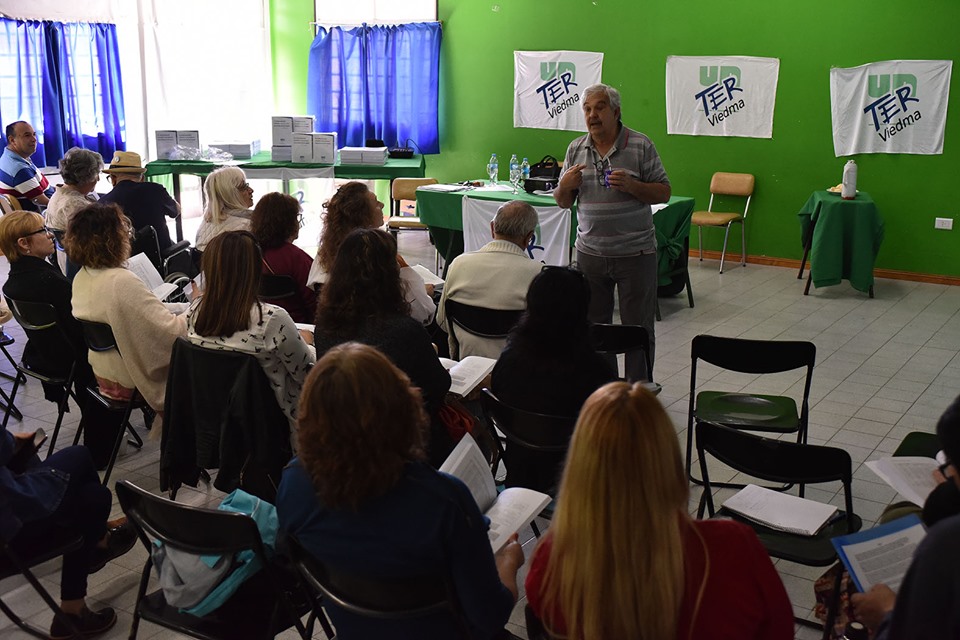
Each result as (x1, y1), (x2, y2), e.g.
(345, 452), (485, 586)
(487, 164), (498, 186)
(509, 168), (521, 194)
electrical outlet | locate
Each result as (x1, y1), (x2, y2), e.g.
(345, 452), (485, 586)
(935, 217), (954, 230)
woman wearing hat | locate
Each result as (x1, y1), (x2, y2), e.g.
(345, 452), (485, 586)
(99, 151), (180, 252)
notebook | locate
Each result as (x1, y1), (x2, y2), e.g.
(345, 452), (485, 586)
(722, 484), (838, 536)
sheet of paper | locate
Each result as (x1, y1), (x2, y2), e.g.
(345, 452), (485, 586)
(417, 183), (469, 193)
(126, 252), (164, 291)
(152, 282), (178, 301)
(485, 487), (551, 553)
(446, 356), (497, 397)
(865, 457), (939, 508)
(722, 484), (837, 536)
(833, 515), (926, 592)
(439, 434), (497, 512)
(410, 264), (444, 286)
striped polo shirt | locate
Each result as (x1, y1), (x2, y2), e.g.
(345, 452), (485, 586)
(562, 125), (670, 257)
(0, 147), (51, 202)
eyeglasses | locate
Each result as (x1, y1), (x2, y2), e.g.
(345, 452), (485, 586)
(21, 226), (51, 238)
(239, 182), (252, 190)
(593, 158), (611, 187)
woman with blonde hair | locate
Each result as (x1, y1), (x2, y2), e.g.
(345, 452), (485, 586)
(525, 382), (793, 640)
(195, 166), (254, 251)
(307, 181), (435, 324)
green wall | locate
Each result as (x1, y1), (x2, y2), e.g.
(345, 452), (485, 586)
(271, 0), (960, 277)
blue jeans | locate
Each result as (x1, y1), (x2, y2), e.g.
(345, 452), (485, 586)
(576, 250), (656, 381)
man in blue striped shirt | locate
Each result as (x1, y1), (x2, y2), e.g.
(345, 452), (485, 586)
(0, 121), (53, 209)
(554, 83), (671, 381)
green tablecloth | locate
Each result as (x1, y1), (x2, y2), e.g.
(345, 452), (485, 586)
(144, 151), (426, 180)
(798, 191), (884, 293)
(417, 184), (695, 278)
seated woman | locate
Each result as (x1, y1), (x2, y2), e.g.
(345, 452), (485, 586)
(0, 211), (123, 468)
(490, 267), (616, 492)
(250, 192), (317, 323)
(44, 147), (104, 278)
(276, 342), (523, 640)
(186, 230), (315, 429)
(67, 202), (187, 414)
(314, 228), (452, 466)
(195, 166), (254, 251)
(2, 425), (135, 639)
(307, 181), (435, 324)
(525, 382), (794, 640)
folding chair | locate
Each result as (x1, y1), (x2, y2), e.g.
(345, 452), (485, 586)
(443, 299), (521, 360)
(588, 322), (656, 388)
(691, 172), (754, 273)
(115, 480), (308, 640)
(685, 334), (815, 491)
(0, 530), (85, 640)
(285, 534), (469, 639)
(2, 298), (82, 457)
(258, 274), (297, 301)
(479, 388), (576, 537)
(0, 327), (24, 422)
(696, 421), (861, 640)
(77, 319), (146, 486)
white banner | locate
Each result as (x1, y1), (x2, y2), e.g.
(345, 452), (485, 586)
(462, 197), (571, 266)
(514, 50), (603, 131)
(830, 60), (953, 156)
(665, 55), (780, 138)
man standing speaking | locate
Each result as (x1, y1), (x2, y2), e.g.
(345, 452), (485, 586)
(554, 83), (670, 381)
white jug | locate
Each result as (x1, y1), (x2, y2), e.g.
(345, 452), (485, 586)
(841, 160), (858, 200)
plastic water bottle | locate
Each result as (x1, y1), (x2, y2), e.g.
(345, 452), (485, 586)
(487, 153), (498, 186)
(521, 157), (530, 184)
(841, 159), (857, 200)
(509, 154), (521, 193)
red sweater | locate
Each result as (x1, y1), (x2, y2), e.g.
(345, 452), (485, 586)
(525, 519), (794, 640)
(261, 242), (317, 324)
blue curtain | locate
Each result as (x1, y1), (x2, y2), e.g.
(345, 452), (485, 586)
(0, 18), (126, 167)
(307, 22), (441, 154)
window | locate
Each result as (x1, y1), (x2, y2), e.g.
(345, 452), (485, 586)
(313, 0), (437, 24)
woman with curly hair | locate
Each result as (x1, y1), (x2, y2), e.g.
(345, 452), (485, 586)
(307, 181), (435, 324)
(45, 147), (104, 277)
(276, 342), (524, 640)
(195, 166), (254, 251)
(525, 382), (793, 640)
(250, 192), (316, 323)
(67, 202), (186, 412)
(314, 228), (452, 464)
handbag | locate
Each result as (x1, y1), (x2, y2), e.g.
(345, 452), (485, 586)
(529, 155), (561, 180)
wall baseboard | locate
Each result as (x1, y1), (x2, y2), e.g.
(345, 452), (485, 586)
(688, 249), (960, 287)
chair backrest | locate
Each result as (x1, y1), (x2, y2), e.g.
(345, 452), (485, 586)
(695, 421), (856, 530)
(259, 274), (297, 300)
(131, 224), (163, 273)
(116, 479), (267, 557)
(78, 318), (119, 353)
(444, 299), (522, 340)
(707, 172), (754, 218)
(692, 334), (815, 375)
(479, 388), (576, 454)
(286, 535), (465, 626)
(391, 177), (439, 202)
(589, 323), (653, 381)
(7, 298), (58, 331)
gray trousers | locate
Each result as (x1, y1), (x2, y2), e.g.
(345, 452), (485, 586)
(576, 250), (656, 382)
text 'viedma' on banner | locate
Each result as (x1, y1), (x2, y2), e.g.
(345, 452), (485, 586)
(665, 55), (780, 139)
(830, 60), (953, 156)
(514, 50), (604, 132)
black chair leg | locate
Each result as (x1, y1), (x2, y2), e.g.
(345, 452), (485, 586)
(531, 520), (541, 538)
(0, 372), (23, 430)
(0, 561), (84, 640)
(101, 400), (137, 486)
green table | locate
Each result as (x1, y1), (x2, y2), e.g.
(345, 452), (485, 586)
(798, 191), (884, 297)
(145, 152), (426, 240)
(416, 184), (695, 279)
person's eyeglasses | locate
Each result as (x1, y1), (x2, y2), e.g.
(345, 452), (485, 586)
(21, 226), (50, 238)
(593, 158), (611, 187)
(239, 182), (252, 190)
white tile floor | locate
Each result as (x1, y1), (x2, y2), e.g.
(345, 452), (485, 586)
(3, 232), (959, 640)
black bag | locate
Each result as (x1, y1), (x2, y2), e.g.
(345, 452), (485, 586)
(529, 155), (561, 180)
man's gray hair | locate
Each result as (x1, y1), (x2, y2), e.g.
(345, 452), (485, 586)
(493, 200), (538, 239)
(582, 83), (621, 112)
(58, 147), (104, 186)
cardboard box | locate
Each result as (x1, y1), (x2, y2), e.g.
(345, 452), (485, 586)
(311, 132), (337, 164)
(175, 130), (200, 152)
(292, 133), (315, 163)
(271, 146), (292, 162)
(272, 117), (293, 146)
(155, 130), (178, 160)
(292, 116), (315, 134)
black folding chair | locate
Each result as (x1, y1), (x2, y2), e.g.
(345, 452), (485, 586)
(77, 319), (146, 486)
(479, 388), (575, 537)
(258, 274), (297, 301)
(696, 421), (861, 640)
(115, 480), (309, 640)
(0, 326), (24, 421)
(444, 299), (521, 360)
(0, 530), (85, 640)
(285, 534), (469, 639)
(686, 334), (815, 491)
(2, 298), (82, 457)
(588, 322), (656, 386)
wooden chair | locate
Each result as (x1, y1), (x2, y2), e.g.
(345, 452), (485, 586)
(691, 172), (754, 273)
(388, 178), (440, 269)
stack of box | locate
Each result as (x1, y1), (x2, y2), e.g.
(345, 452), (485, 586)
(155, 130), (200, 160)
(209, 140), (262, 159)
(339, 146), (388, 165)
(272, 116), (315, 162)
